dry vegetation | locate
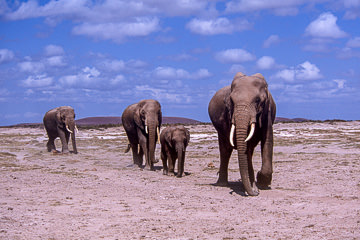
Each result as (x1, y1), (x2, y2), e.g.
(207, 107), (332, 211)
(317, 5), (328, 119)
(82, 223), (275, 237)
(0, 121), (359, 239)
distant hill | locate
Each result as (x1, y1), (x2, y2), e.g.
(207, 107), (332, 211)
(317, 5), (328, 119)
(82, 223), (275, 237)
(275, 117), (308, 123)
(75, 116), (201, 126)
(5, 116), (201, 128)
(5, 116), (349, 128)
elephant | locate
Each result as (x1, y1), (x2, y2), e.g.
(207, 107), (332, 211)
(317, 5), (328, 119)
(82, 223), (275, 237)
(43, 106), (78, 154)
(208, 72), (276, 196)
(160, 125), (190, 177)
(122, 99), (162, 170)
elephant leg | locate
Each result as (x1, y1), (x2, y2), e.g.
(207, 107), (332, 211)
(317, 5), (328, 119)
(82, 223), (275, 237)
(216, 134), (233, 186)
(131, 143), (143, 168)
(47, 136), (56, 152)
(58, 130), (69, 153)
(139, 138), (152, 170)
(257, 130), (274, 188)
(161, 146), (168, 175)
(65, 132), (70, 144)
(168, 151), (175, 175)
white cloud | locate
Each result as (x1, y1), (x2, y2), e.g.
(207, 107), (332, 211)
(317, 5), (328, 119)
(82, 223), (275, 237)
(46, 56), (66, 67)
(5, 0), (208, 21)
(18, 60), (45, 73)
(215, 49), (256, 63)
(72, 18), (160, 43)
(333, 79), (346, 89)
(346, 37), (360, 48)
(256, 56), (276, 69)
(21, 74), (53, 88)
(59, 67), (101, 87)
(296, 61), (323, 80)
(150, 0), (207, 16)
(110, 75), (126, 85)
(343, 0), (360, 19)
(5, 0), (91, 21)
(102, 60), (126, 72)
(0, 49), (15, 64)
(152, 66), (212, 80)
(263, 35), (280, 48)
(305, 12), (347, 39)
(135, 85), (192, 104)
(153, 67), (190, 80)
(275, 69), (295, 82)
(192, 68), (212, 79)
(274, 61), (322, 82)
(186, 17), (251, 35)
(225, 0), (304, 16)
(44, 44), (64, 56)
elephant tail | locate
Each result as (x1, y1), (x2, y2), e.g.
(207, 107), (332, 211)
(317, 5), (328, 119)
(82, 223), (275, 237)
(124, 143), (131, 153)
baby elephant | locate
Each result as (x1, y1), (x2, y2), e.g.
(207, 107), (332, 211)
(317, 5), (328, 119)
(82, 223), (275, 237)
(160, 126), (190, 177)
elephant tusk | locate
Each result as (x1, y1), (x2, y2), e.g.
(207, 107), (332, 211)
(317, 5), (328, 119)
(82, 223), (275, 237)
(137, 144), (140, 154)
(230, 124), (235, 147)
(75, 125), (79, 134)
(157, 126), (160, 144)
(245, 123), (256, 142)
(145, 125), (148, 134)
(66, 125), (73, 133)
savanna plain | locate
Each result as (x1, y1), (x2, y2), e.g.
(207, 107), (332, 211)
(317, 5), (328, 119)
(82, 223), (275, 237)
(0, 121), (359, 239)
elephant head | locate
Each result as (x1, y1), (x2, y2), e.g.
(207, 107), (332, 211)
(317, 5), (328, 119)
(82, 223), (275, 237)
(56, 106), (78, 154)
(134, 99), (162, 165)
(229, 72), (275, 196)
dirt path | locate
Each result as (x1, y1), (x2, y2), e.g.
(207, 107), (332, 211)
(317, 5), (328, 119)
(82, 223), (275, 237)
(1, 122), (359, 239)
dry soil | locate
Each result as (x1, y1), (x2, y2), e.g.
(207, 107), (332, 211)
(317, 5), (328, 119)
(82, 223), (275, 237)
(0, 121), (359, 239)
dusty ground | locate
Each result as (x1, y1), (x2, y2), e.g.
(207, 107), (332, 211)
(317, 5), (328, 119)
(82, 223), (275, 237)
(0, 121), (359, 239)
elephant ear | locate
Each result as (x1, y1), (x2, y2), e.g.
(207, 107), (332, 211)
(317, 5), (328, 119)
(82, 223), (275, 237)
(259, 88), (271, 129)
(133, 102), (145, 130)
(158, 108), (162, 127)
(165, 128), (173, 148)
(224, 91), (234, 124)
(185, 128), (190, 145)
(55, 109), (64, 128)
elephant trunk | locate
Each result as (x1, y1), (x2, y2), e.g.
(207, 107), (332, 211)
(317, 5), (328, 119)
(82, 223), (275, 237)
(234, 105), (259, 196)
(176, 145), (185, 178)
(147, 120), (157, 166)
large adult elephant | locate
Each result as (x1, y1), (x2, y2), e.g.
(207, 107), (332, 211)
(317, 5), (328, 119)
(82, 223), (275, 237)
(208, 72), (276, 196)
(43, 106), (78, 154)
(122, 99), (162, 170)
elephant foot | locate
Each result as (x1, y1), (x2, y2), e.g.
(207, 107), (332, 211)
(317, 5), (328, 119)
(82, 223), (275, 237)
(62, 148), (70, 154)
(256, 171), (272, 190)
(246, 186), (259, 196)
(214, 179), (229, 187)
(144, 164), (154, 171)
(51, 149), (60, 154)
(176, 173), (183, 178)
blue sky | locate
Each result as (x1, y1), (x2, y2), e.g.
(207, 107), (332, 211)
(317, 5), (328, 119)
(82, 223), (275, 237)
(1, 0), (360, 125)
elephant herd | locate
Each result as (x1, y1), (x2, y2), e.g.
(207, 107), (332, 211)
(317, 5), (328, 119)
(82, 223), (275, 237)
(43, 72), (276, 196)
